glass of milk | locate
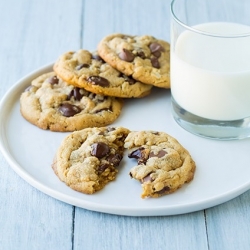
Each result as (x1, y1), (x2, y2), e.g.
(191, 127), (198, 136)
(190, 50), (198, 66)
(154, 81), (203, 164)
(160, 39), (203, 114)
(170, 0), (250, 140)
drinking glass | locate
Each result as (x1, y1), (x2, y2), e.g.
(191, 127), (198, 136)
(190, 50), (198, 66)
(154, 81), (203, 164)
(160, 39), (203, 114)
(170, 0), (250, 140)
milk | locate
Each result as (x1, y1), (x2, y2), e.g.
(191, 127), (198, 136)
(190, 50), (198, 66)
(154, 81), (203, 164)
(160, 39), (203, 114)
(171, 22), (250, 121)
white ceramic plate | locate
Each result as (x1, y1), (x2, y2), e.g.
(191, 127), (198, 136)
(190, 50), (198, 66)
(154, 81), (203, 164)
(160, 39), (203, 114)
(1, 63), (250, 216)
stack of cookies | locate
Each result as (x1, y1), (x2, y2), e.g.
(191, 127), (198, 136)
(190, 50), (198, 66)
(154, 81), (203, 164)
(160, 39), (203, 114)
(20, 33), (170, 132)
(20, 33), (196, 199)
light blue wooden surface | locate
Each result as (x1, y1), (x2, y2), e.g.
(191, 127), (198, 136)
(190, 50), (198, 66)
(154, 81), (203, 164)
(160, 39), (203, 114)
(0, 0), (250, 249)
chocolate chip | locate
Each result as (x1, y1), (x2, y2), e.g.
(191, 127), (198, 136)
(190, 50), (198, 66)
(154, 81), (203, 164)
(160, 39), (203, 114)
(68, 87), (84, 101)
(149, 150), (167, 158)
(149, 42), (165, 54)
(75, 63), (89, 70)
(91, 142), (110, 158)
(119, 48), (135, 62)
(155, 186), (170, 195)
(149, 42), (165, 58)
(150, 57), (160, 68)
(47, 76), (59, 85)
(152, 51), (161, 58)
(58, 103), (81, 117)
(137, 50), (146, 59)
(87, 76), (110, 87)
(106, 153), (123, 167)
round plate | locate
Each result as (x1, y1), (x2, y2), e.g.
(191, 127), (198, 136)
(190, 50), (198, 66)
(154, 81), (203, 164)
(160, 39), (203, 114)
(1, 63), (250, 216)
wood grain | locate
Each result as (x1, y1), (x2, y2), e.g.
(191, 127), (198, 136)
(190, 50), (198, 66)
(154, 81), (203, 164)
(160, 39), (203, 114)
(74, 208), (208, 250)
(0, 0), (82, 249)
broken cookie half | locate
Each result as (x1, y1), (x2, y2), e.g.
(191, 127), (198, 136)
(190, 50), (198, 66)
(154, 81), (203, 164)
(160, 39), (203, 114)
(124, 131), (196, 198)
(52, 126), (130, 194)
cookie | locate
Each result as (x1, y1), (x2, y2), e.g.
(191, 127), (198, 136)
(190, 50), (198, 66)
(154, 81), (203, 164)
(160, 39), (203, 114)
(124, 131), (196, 198)
(97, 33), (170, 88)
(53, 50), (152, 98)
(20, 72), (123, 132)
(52, 126), (130, 194)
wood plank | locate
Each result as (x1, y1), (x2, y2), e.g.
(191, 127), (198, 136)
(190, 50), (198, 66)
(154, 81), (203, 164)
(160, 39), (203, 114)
(82, 0), (171, 51)
(74, 208), (208, 250)
(197, 1), (250, 250)
(206, 191), (250, 250)
(0, 0), (82, 248)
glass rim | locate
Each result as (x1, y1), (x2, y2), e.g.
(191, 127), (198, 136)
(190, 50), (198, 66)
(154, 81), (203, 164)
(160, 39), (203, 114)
(170, 0), (250, 38)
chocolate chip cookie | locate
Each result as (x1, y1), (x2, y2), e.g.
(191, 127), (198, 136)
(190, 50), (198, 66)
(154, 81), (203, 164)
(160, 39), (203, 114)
(20, 72), (123, 132)
(52, 126), (130, 194)
(53, 50), (152, 98)
(124, 131), (196, 198)
(97, 34), (170, 88)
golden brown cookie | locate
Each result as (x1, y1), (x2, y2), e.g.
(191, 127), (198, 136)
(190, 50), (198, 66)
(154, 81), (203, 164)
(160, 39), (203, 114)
(124, 131), (196, 198)
(52, 126), (130, 194)
(20, 72), (123, 132)
(97, 33), (170, 88)
(53, 50), (152, 98)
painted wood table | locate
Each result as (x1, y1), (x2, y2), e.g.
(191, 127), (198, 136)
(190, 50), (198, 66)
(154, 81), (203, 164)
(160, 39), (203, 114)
(1, 0), (250, 249)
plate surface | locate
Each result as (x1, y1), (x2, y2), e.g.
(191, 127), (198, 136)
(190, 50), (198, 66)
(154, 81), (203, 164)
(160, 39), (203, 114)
(1, 63), (250, 216)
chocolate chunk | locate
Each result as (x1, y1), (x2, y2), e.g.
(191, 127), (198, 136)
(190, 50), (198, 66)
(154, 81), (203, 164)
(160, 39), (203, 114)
(142, 173), (153, 183)
(76, 63), (89, 70)
(94, 108), (111, 113)
(91, 142), (110, 158)
(150, 57), (160, 68)
(97, 163), (109, 173)
(58, 103), (81, 117)
(128, 147), (145, 159)
(149, 150), (167, 158)
(87, 76), (110, 87)
(155, 186), (170, 195)
(119, 48), (135, 62)
(47, 76), (59, 85)
(128, 147), (149, 164)
(68, 87), (84, 101)
(92, 54), (105, 62)
(106, 153), (123, 167)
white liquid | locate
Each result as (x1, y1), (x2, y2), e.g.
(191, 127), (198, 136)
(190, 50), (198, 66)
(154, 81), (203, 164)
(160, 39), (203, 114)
(171, 22), (250, 120)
